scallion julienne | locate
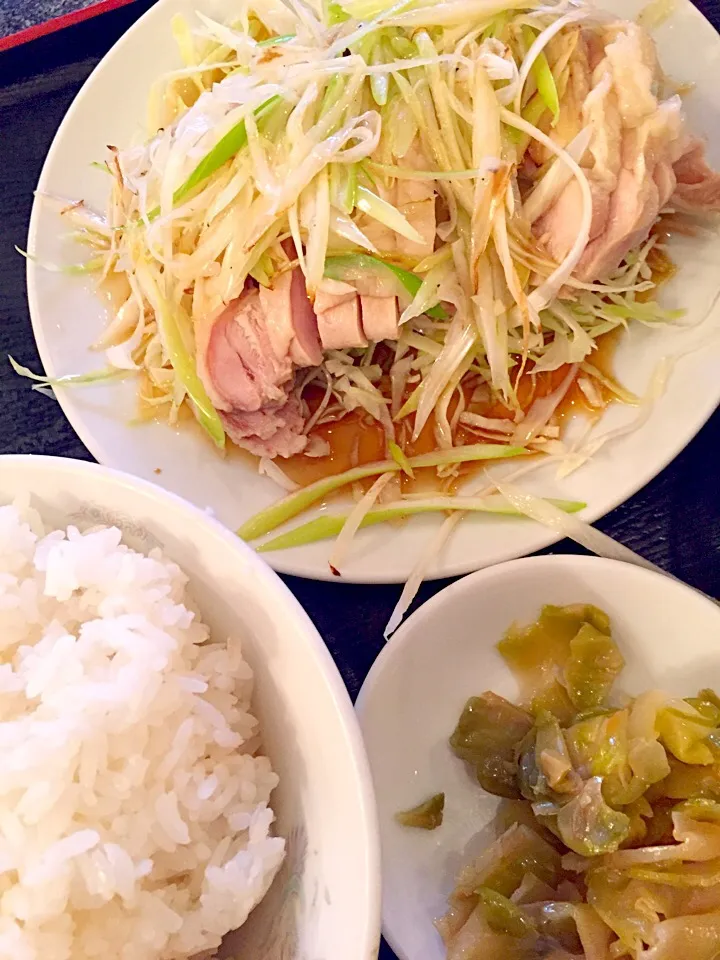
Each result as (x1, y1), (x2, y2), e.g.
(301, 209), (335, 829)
(9, 356), (130, 390)
(135, 266), (226, 450)
(147, 95), (284, 220)
(15, 246), (105, 275)
(256, 34), (295, 47)
(522, 26), (559, 121)
(256, 494), (587, 552)
(238, 443), (527, 541)
(389, 440), (414, 477)
(324, 254), (447, 319)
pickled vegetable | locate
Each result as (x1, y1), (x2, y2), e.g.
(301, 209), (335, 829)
(556, 777), (631, 856)
(535, 714), (579, 795)
(450, 823), (561, 900)
(450, 692), (533, 799)
(564, 624), (624, 710)
(438, 602), (720, 960)
(474, 887), (536, 938)
(655, 756), (720, 800)
(396, 793), (445, 830)
(657, 700), (720, 765)
(498, 604), (613, 718)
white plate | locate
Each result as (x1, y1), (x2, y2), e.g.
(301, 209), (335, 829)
(26, 0), (720, 583)
(355, 555), (720, 960)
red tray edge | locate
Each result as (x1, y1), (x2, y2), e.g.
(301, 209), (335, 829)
(0, 0), (139, 54)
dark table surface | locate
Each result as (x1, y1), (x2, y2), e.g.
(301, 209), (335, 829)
(1, 2), (720, 957)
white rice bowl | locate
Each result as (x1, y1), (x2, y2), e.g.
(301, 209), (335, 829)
(0, 500), (284, 960)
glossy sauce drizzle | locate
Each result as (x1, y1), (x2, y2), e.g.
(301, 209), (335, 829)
(279, 328), (623, 494)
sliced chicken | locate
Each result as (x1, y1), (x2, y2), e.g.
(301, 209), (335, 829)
(396, 167), (435, 208)
(196, 269), (321, 457)
(197, 289), (290, 414)
(395, 200), (436, 258)
(602, 21), (659, 127)
(579, 99), (682, 278)
(531, 21), (697, 282)
(672, 138), (720, 210)
(259, 268), (323, 367)
(395, 138), (436, 258)
(360, 295), (400, 342)
(314, 285), (367, 350)
(582, 64), (622, 188)
(579, 168), (665, 279)
(535, 178), (612, 266)
(221, 396), (307, 458)
(355, 215), (397, 254)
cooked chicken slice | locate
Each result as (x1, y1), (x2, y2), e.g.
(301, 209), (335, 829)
(355, 215), (397, 254)
(602, 21), (659, 126)
(531, 21), (695, 282)
(314, 284), (367, 350)
(672, 138), (720, 210)
(578, 97), (683, 279)
(221, 397), (307, 458)
(582, 65), (622, 188)
(395, 138), (436, 257)
(195, 274), (319, 457)
(535, 177), (612, 266)
(394, 199), (436, 258)
(360, 296), (400, 342)
(258, 268), (323, 368)
(197, 290), (290, 414)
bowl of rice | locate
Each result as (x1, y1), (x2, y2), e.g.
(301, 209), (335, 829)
(0, 454), (380, 960)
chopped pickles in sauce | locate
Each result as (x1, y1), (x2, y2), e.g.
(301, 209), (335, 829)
(432, 602), (720, 960)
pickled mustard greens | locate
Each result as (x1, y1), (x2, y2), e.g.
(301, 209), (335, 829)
(396, 792), (445, 829)
(437, 604), (720, 960)
(450, 692), (533, 799)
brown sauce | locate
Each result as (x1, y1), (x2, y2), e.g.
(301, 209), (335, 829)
(275, 329), (624, 494)
(558, 326), (622, 424)
(172, 323), (626, 497)
(281, 411), (386, 487)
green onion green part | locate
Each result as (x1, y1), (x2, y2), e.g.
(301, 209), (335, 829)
(238, 443), (527, 541)
(256, 495), (586, 551)
(324, 254), (447, 319)
(148, 95), (283, 220)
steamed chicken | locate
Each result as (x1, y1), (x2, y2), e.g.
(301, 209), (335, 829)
(33, 0), (720, 559)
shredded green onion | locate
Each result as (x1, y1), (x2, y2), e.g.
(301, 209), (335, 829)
(344, 164), (359, 214)
(137, 267), (225, 449)
(389, 440), (415, 477)
(256, 495), (586, 551)
(324, 254), (447, 319)
(148, 95), (283, 219)
(256, 34), (295, 47)
(9, 356), (129, 390)
(238, 443), (527, 541)
(522, 26), (560, 122)
(16, 246), (104, 275)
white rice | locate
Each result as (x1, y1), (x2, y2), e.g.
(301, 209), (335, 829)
(0, 501), (285, 960)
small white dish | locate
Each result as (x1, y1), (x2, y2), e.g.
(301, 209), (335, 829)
(0, 455), (380, 960)
(356, 555), (720, 960)
(24, 0), (720, 583)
